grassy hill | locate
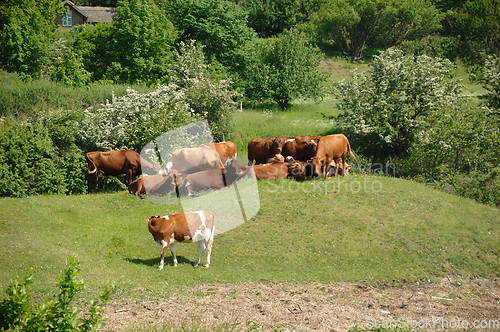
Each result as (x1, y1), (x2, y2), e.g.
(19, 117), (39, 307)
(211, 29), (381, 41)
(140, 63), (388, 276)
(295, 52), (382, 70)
(1, 175), (498, 300)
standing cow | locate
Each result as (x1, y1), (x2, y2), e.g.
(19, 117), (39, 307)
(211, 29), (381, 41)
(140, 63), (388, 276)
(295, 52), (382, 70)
(199, 141), (237, 166)
(172, 147), (225, 175)
(311, 134), (357, 179)
(145, 211), (216, 269)
(281, 138), (317, 161)
(86, 150), (158, 193)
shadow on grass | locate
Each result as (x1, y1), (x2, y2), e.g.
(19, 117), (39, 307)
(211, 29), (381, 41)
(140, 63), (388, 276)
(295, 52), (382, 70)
(124, 255), (195, 267)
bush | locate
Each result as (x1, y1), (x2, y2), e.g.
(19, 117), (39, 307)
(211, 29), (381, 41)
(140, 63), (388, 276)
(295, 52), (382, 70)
(334, 48), (463, 160)
(399, 35), (460, 61)
(0, 256), (116, 331)
(240, 29), (327, 108)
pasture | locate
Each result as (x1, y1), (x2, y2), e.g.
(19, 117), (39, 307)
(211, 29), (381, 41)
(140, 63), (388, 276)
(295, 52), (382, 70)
(1, 62), (499, 331)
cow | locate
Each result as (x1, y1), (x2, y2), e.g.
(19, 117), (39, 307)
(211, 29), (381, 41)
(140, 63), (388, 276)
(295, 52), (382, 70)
(311, 134), (357, 179)
(179, 159), (244, 197)
(199, 141), (237, 166)
(242, 162), (302, 180)
(172, 147), (225, 175)
(86, 150), (158, 193)
(247, 137), (284, 165)
(128, 169), (182, 199)
(281, 138), (317, 161)
(145, 211), (216, 270)
(267, 154), (285, 163)
(327, 160), (352, 177)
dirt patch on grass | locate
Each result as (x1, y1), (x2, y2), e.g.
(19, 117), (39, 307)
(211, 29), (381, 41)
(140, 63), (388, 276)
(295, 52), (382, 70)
(101, 277), (500, 331)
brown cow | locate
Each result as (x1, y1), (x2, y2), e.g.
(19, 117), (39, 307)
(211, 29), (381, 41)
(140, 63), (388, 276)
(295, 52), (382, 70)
(145, 211), (216, 269)
(199, 141), (237, 166)
(281, 138), (317, 161)
(86, 150), (158, 193)
(128, 169), (182, 199)
(172, 147), (225, 175)
(242, 162), (302, 180)
(311, 134), (357, 179)
(179, 160), (243, 197)
(247, 137), (284, 165)
(267, 154), (285, 163)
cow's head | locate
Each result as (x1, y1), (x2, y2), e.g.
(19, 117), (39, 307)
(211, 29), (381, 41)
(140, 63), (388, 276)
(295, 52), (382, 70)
(273, 137), (283, 154)
(288, 162), (307, 180)
(311, 157), (326, 178)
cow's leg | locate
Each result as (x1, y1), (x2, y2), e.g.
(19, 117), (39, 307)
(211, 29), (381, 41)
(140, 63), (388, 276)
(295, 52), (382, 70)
(194, 240), (206, 267)
(169, 244), (178, 267)
(126, 169), (133, 186)
(87, 173), (96, 193)
(159, 240), (170, 270)
(204, 236), (214, 268)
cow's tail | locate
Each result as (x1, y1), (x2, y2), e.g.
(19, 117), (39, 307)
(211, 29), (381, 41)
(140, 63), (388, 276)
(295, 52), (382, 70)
(347, 139), (358, 163)
(86, 153), (98, 174)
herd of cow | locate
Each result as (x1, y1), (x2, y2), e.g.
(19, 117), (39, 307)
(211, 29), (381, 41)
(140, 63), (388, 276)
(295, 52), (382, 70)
(85, 134), (357, 269)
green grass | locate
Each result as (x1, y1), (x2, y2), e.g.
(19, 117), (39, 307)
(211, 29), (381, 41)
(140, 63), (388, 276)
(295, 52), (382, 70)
(1, 176), (499, 300)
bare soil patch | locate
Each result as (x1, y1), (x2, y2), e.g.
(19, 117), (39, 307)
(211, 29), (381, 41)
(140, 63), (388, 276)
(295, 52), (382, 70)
(102, 277), (500, 331)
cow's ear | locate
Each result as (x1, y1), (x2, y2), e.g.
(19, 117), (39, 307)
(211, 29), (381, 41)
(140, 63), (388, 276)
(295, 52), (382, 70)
(144, 218), (150, 222)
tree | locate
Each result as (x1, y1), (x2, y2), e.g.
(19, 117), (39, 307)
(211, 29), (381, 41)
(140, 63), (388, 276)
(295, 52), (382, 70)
(308, 0), (443, 60)
(164, 0), (255, 69)
(479, 55), (500, 110)
(334, 48), (463, 159)
(238, 0), (323, 37)
(240, 29), (327, 108)
(109, 0), (177, 84)
(0, 0), (65, 80)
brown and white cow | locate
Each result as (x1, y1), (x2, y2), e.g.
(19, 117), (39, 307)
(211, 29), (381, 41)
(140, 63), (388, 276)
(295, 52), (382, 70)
(199, 141), (237, 166)
(128, 169), (182, 199)
(86, 150), (158, 193)
(281, 138), (317, 161)
(241, 162), (302, 180)
(145, 211), (216, 270)
(311, 134), (357, 179)
(179, 159), (243, 197)
(172, 147), (225, 175)
(247, 137), (284, 165)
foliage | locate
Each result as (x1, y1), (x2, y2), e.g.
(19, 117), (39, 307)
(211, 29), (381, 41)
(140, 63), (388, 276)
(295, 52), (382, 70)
(397, 102), (500, 206)
(240, 29), (327, 108)
(479, 55), (500, 110)
(51, 49), (91, 87)
(77, 41), (239, 151)
(238, 0), (323, 37)
(0, 0), (65, 80)
(453, 0), (500, 69)
(308, 0), (443, 60)
(0, 256), (116, 331)
(399, 35), (460, 61)
(109, 0), (177, 84)
(164, 0), (255, 69)
(334, 48), (463, 159)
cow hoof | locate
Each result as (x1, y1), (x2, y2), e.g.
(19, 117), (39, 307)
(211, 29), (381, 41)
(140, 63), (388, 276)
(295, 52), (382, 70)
(158, 266), (164, 270)
(203, 264), (210, 268)
(193, 263), (199, 268)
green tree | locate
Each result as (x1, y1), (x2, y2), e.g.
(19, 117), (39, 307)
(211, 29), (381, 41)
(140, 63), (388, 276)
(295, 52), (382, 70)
(479, 55), (500, 110)
(0, 0), (65, 80)
(109, 0), (177, 84)
(308, 0), (443, 60)
(241, 29), (327, 108)
(239, 0), (323, 37)
(334, 48), (463, 159)
(164, 0), (255, 68)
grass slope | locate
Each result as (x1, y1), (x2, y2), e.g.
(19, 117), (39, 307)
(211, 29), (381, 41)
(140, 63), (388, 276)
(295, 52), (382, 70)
(1, 176), (498, 299)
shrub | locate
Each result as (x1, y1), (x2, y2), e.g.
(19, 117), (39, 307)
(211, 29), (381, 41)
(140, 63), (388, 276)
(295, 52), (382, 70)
(334, 48), (463, 160)
(240, 29), (327, 109)
(0, 256), (116, 331)
(399, 35), (460, 61)
(479, 55), (500, 110)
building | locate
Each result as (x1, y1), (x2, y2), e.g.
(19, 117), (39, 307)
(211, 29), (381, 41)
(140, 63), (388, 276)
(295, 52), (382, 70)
(55, 0), (116, 27)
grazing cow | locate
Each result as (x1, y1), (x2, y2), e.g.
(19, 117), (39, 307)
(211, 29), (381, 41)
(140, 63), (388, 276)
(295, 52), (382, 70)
(128, 169), (182, 199)
(199, 141), (237, 166)
(311, 134), (357, 179)
(179, 159), (243, 197)
(172, 147), (225, 175)
(86, 150), (158, 193)
(327, 160), (352, 177)
(281, 138), (317, 161)
(145, 211), (216, 270)
(247, 137), (284, 165)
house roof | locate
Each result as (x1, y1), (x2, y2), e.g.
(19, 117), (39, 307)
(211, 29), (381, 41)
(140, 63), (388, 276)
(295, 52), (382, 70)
(60, 0), (116, 23)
